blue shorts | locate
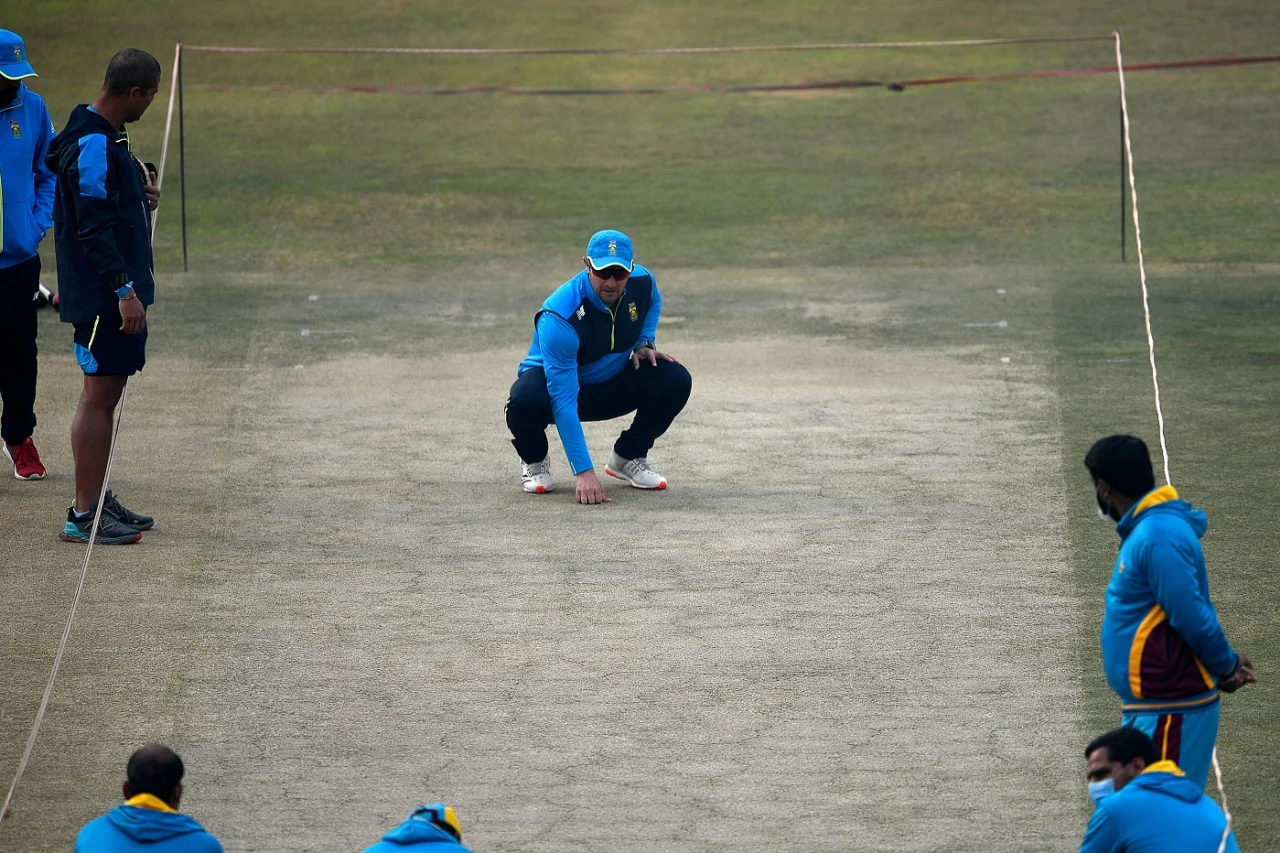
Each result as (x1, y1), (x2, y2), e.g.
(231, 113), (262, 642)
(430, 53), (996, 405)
(73, 307), (147, 377)
(1122, 701), (1220, 790)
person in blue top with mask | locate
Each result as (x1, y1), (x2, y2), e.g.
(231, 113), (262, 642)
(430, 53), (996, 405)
(363, 803), (473, 853)
(1079, 727), (1238, 853)
(1084, 435), (1255, 790)
(505, 230), (692, 504)
(75, 744), (222, 853)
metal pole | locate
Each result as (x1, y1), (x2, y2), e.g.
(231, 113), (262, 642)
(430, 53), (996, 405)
(178, 43), (189, 272)
(1120, 98), (1126, 262)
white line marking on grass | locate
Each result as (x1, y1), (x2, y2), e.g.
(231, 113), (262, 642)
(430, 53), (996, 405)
(964, 320), (1008, 328)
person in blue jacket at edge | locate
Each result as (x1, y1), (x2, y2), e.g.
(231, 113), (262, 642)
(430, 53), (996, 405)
(364, 803), (473, 853)
(505, 229), (692, 504)
(1085, 434), (1256, 791)
(0, 29), (56, 481)
(75, 744), (222, 853)
(1079, 727), (1238, 853)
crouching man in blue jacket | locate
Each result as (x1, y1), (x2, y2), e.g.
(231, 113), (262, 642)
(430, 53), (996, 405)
(364, 803), (473, 853)
(1079, 727), (1238, 853)
(76, 744), (222, 853)
(506, 230), (692, 504)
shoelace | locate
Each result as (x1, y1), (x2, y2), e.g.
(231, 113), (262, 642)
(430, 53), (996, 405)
(625, 458), (653, 474)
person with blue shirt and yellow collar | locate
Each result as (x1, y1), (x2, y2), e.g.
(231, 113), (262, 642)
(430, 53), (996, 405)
(363, 803), (473, 853)
(75, 744), (222, 853)
(1079, 727), (1238, 853)
(47, 48), (162, 544)
(0, 29), (57, 481)
(505, 230), (692, 504)
(1084, 435), (1256, 791)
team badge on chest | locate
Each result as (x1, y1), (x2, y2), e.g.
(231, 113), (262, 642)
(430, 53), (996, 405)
(627, 301), (638, 322)
(10, 120), (20, 139)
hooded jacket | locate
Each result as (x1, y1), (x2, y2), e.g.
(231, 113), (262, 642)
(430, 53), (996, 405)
(75, 794), (222, 853)
(362, 807), (473, 853)
(46, 103), (154, 323)
(0, 81), (56, 268)
(1078, 761), (1239, 852)
(1101, 486), (1239, 713)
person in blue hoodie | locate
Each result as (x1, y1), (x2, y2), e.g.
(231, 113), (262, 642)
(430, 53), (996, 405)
(1085, 435), (1256, 790)
(0, 30), (56, 481)
(46, 48), (161, 544)
(1079, 727), (1238, 853)
(364, 803), (473, 853)
(76, 744), (222, 853)
(505, 229), (692, 504)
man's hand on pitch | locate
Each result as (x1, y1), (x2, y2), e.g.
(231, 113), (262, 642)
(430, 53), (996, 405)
(631, 346), (678, 370)
(1219, 654), (1257, 693)
(119, 296), (147, 334)
(575, 469), (611, 505)
(144, 182), (160, 211)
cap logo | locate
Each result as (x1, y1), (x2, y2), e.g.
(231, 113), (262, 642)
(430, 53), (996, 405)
(9, 120), (19, 139)
(608, 240), (617, 255)
(13, 46), (22, 62)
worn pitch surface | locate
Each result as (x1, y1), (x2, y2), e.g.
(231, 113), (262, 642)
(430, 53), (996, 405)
(0, 265), (1086, 851)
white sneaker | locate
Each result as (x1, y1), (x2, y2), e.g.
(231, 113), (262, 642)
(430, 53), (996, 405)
(521, 457), (554, 494)
(605, 452), (667, 490)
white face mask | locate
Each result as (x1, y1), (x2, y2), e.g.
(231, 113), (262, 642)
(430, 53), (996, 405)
(1088, 777), (1116, 805)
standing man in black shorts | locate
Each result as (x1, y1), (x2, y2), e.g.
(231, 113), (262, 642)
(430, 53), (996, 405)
(46, 49), (161, 544)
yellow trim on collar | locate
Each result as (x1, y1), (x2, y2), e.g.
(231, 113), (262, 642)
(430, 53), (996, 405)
(124, 793), (177, 813)
(1132, 484), (1179, 517)
(1142, 759), (1185, 777)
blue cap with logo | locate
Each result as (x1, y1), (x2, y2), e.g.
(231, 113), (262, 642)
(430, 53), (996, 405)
(586, 229), (634, 272)
(0, 31), (37, 80)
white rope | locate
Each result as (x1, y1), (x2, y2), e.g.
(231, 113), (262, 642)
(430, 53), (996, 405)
(184, 34), (1113, 56)
(0, 94), (167, 820)
(1211, 749), (1233, 853)
(1113, 32), (1171, 485)
(152, 42), (182, 242)
(0, 386), (131, 825)
(1115, 31), (1230, 853)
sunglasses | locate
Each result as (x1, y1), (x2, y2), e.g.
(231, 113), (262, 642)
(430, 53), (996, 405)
(590, 264), (631, 281)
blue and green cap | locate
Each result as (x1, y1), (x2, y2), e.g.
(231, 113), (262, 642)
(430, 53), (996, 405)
(586, 229), (634, 272)
(0, 31), (37, 81)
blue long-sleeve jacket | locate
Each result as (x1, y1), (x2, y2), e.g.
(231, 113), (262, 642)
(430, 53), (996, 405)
(1078, 762), (1238, 852)
(517, 265), (661, 474)
(76, 795), (222, 853)
(46, 104), (155, 323)
(1101, 485), (1239, 713)
(0, 82), (56, 268)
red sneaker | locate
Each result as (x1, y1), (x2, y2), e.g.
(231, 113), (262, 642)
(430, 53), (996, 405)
(4, 437), (47, 480)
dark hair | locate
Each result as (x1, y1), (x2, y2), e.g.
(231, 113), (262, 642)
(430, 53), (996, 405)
(1084, 435), (1156, 500)
(1085, 727), (1160, 767)
(125, 744), (184, 801)
(103, 49), (161, 95)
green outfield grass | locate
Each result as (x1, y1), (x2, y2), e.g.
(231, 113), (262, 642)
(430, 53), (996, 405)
(3, 1), (1277, 849)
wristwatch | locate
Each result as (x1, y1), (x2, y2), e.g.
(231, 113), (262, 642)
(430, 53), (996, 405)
(636, 339), (655, 351)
